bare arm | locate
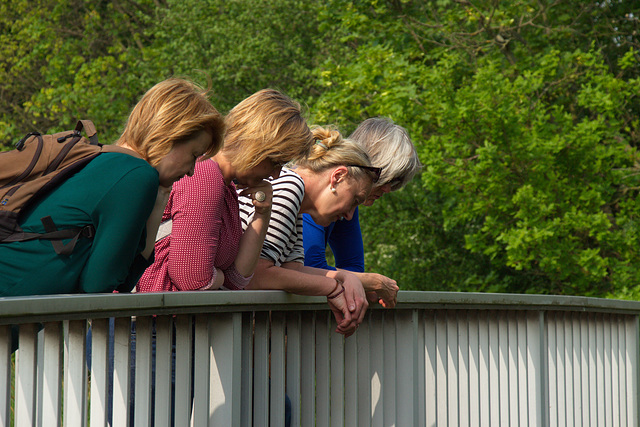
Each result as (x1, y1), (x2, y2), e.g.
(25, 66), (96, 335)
(247, 260), (369, 335)
(343, 271), (399, 308)
(233, 181), (273, 276)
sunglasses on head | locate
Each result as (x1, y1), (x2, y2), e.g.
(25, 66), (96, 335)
(347, 164), (382, 183)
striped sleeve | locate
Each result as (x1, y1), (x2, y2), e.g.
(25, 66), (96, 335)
(238, 169), (305, 266)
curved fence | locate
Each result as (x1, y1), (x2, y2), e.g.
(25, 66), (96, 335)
(1, 291), (638, 426)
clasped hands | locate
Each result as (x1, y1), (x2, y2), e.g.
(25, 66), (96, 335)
(326, 273), (368, 337)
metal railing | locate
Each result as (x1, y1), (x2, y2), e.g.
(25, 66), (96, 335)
(1, 291), (638, 426)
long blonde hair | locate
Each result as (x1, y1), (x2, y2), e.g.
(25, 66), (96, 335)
(222, 89), (313, 171)
(117, 78), (225, 166)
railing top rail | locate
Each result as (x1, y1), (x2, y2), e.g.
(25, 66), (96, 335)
(0, 290), (639, 324)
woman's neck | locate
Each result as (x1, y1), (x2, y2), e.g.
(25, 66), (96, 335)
(295, 167), (322, 215)
(211, 153), (235, 186)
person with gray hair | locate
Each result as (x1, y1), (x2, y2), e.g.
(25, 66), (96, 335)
(303, 117), (422, 308)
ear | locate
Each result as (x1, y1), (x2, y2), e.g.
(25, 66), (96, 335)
(330, 166), (349, 188)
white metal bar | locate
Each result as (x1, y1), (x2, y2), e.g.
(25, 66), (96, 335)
(253, 311), (270, 427)
(174, 315), (193, 426)
(344, 325), (357, 427)
(435, 310), (448, 427)
(299, 311), (316, 427)
(596, 314), (605, 427)
(112, 317), (131, 427)
(478, 311), (490, 427)
(488, 310), (500, 427)
(458, 310), (470, 427)
(526, 311), (541, 427)
(564, 313), (574, 427)
(603, 315), (613, 427)
(588, 313), (598, 427)
(16, 323), (38, 427)
(571, 313), (582, 427)
(382, 311), (396, 427)
(626, 316), (639, 426)
(208, 312), (242, 426)
(370, 312), (385, 427)
(356, 314), (371, 427)
(446, 310), (459, 426)
(191, 315), (210, 427)
(154, 315), (173, 427)
(516, 312), (528, 427)
(611, 316), (620, 427)
(89, 318), (109, 427)
(63, 320), (87, 427)
(240, 312), (254, 427)
(617, 316), (627, 427)
(468, 311), (480, 427)
(270, 312), (286, 427)
(285, 312), (301, 427)
(498, 312), (509, 427)
(416, 309), (426, 427)
(507, 312), (518, 427)
(134, 316), (153, 427)
(396, 310), (416, 427)
(0, 325), (9, 427)
(330, 327), (344, 427)
(315, 312), (331, 426)
(580, 314), (590, 427)
(36, 327), (44, 427)
(547, 313), (558, 427)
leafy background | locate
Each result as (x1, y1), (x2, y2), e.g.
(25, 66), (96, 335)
(1, 0), (639, 298)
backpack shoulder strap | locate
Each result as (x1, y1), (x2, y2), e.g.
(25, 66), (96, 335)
(76, 120), (98, 145)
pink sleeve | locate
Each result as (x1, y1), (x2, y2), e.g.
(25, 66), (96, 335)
(166, 164), (225, 290)
(222, 264), (253, 290)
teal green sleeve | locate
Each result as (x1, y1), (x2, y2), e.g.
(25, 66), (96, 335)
(79, 165), (158, 293)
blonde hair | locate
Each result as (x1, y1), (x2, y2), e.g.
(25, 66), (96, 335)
(222, 89), (313, 171)
(117, 78), (225, 166)
(294, 126), (375, 183)
(349, 117), (422, 190)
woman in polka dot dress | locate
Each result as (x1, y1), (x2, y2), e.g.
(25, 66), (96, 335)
(137, 89), (314, 293)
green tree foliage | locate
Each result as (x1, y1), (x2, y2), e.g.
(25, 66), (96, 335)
(1, 0), (639, 297)
(311, 0), (640, 296)
(0, 0), (161, 146)
(145, 0), (322, 112)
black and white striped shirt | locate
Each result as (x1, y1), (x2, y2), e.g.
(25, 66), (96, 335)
(238, 168), (305, 266)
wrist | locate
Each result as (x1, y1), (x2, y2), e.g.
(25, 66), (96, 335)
(254, 206), (272, 217)
(327, 279), (345, 299)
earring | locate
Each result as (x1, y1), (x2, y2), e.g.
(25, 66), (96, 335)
(330, 186), (336, 193)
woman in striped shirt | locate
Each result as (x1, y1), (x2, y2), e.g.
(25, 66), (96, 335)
(238, 127), (380, 336)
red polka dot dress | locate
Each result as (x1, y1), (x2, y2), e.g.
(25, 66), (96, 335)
(137, 159), (251, 292)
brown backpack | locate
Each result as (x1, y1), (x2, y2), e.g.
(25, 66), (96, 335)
(0, 120), (140, 255)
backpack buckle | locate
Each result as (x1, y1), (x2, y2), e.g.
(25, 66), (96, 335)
(81, 225), (96, 238)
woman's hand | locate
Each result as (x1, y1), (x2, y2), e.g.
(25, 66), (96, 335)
(361, 273), (399, 308)
(326, 290), (357, 337)
(237, 181), (273, 216)
(334, 272), (368, 328)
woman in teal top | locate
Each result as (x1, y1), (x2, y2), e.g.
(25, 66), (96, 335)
(0, 78), (225, 296)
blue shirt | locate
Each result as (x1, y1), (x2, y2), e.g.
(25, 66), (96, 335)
(302, 207), (364, 272)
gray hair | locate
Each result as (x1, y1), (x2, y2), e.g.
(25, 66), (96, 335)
(349, 117), (422, 190)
